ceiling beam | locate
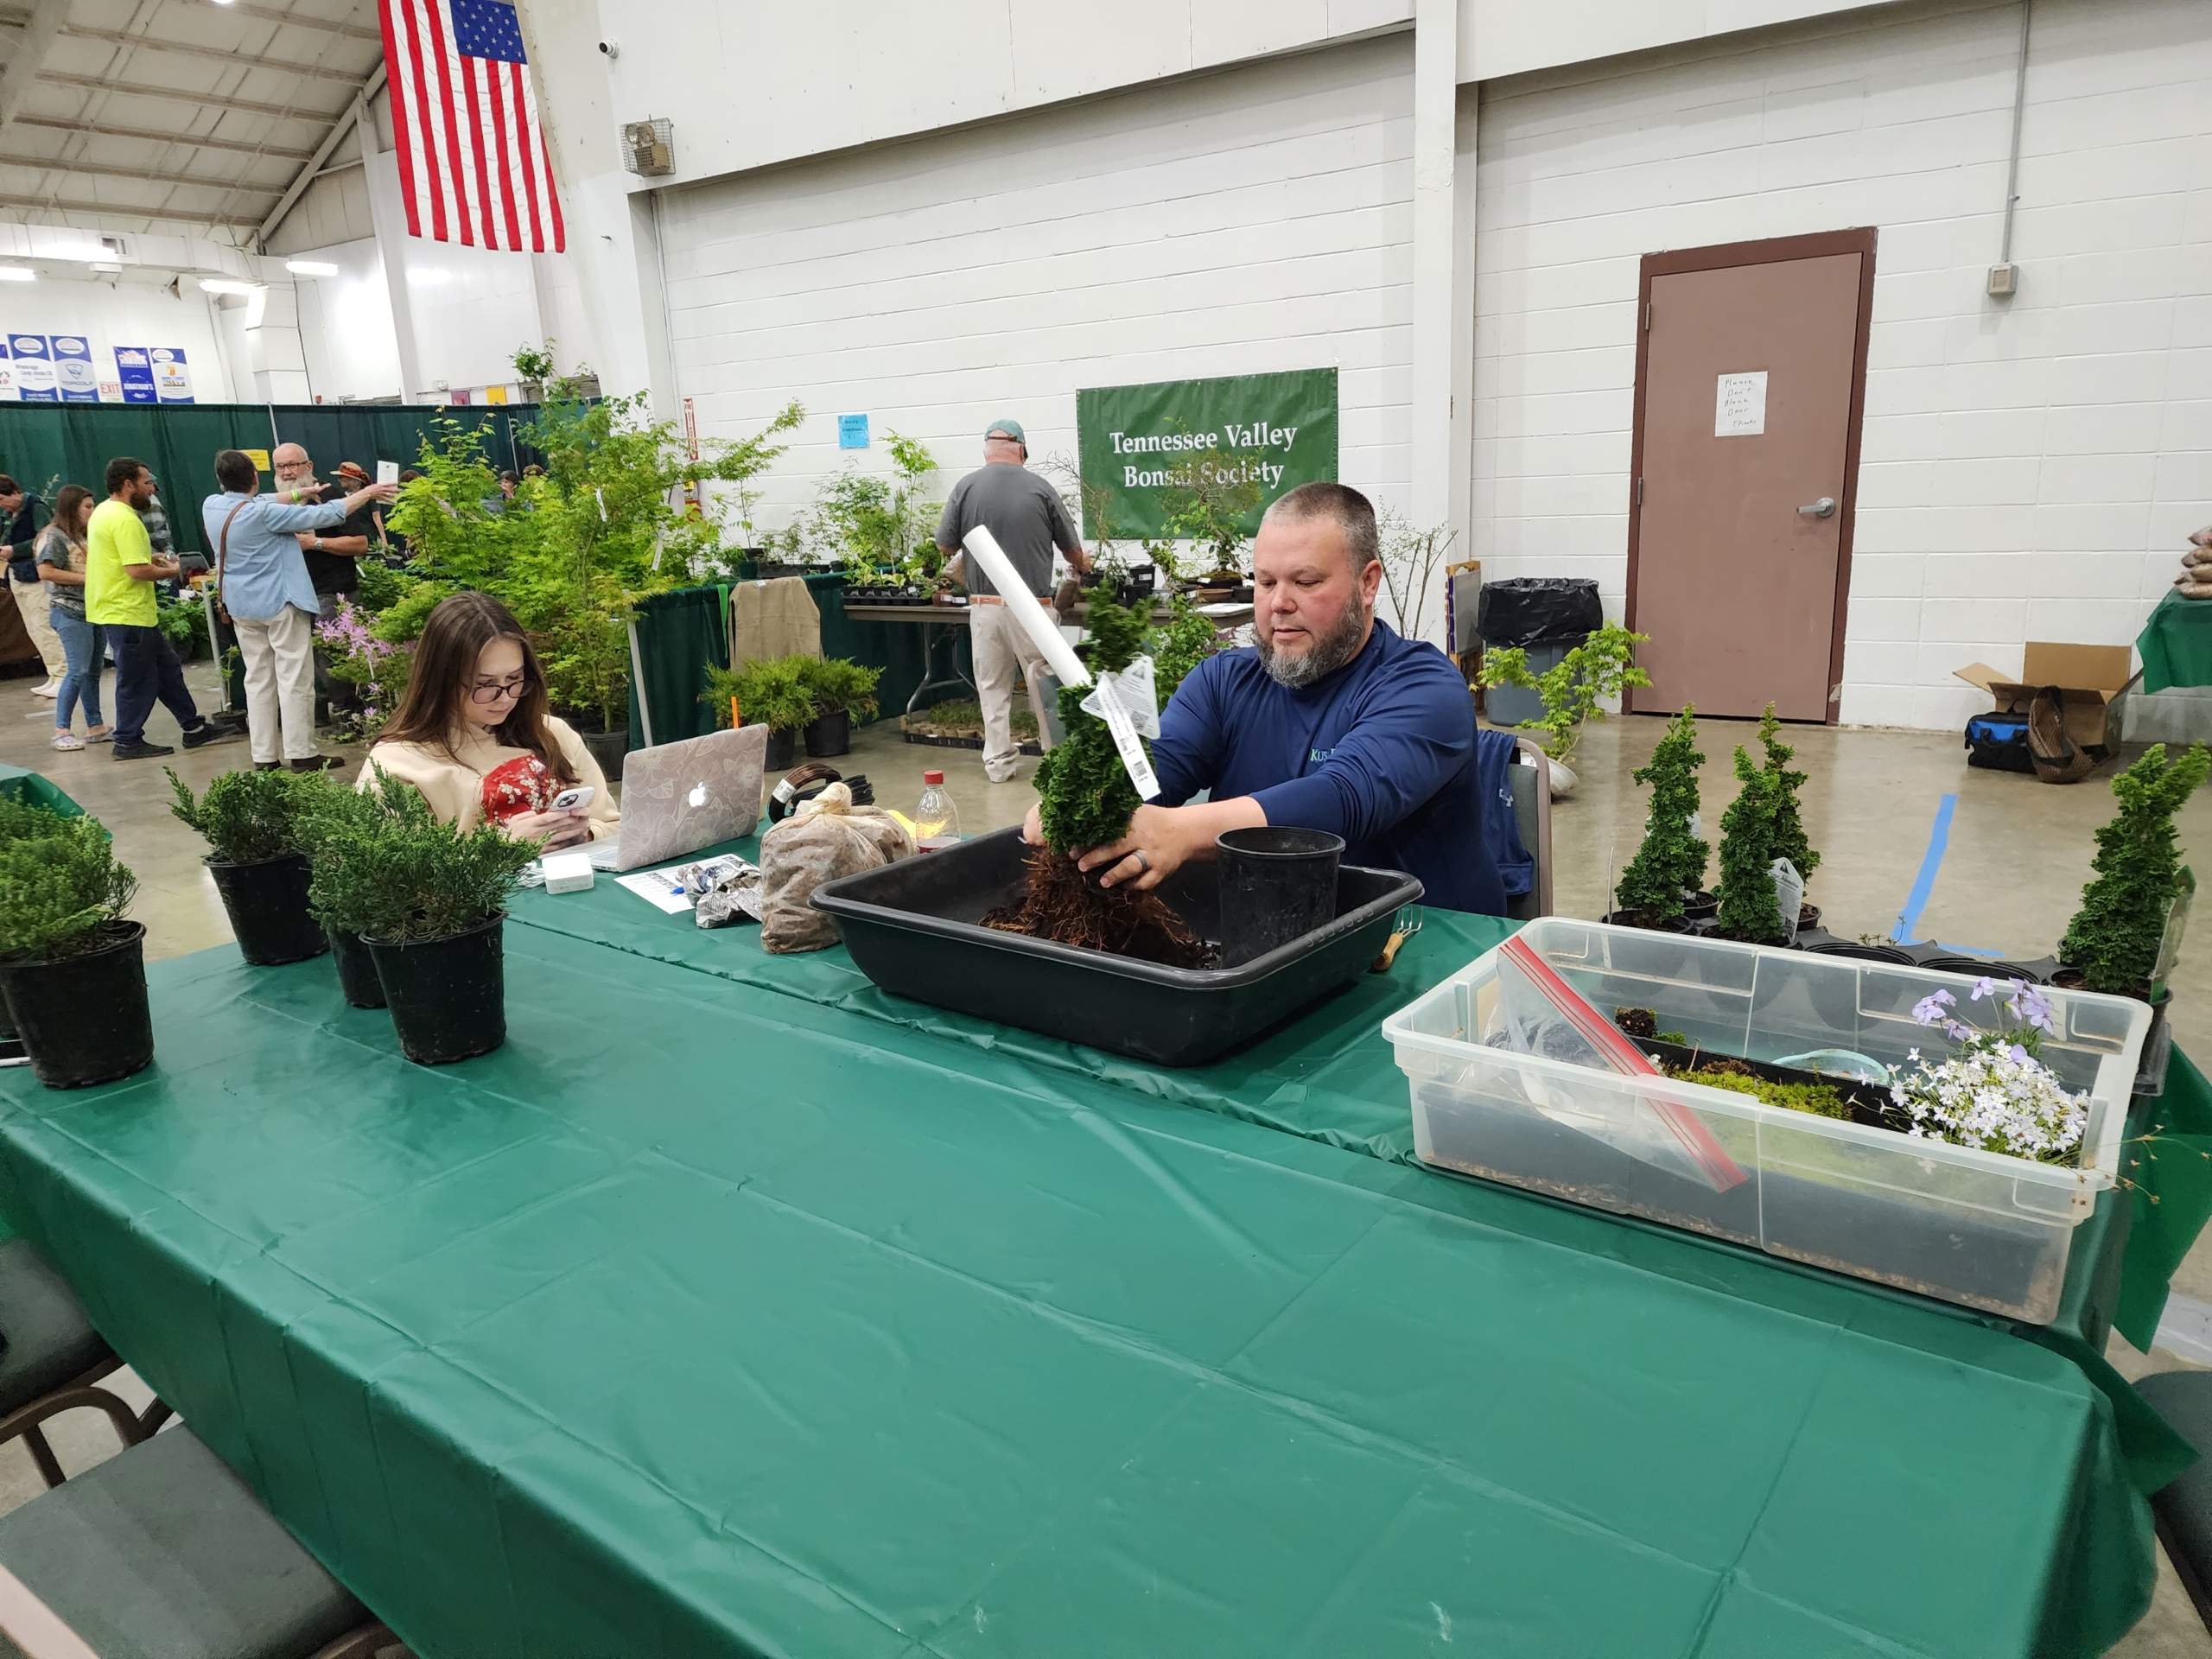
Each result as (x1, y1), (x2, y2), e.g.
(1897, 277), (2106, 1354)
(192, 3), (380, 41)
(15, 115), (315, 161)
(37, 72), (345, 122)
(0, 191), (251, 226)
(0, 152), (285, 193)
(256, 59), (382, 248)
(0, 0), (70, 134)
(60, 25), (369, 80)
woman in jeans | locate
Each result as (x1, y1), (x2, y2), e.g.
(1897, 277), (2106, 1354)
(35, 485), (106, 752)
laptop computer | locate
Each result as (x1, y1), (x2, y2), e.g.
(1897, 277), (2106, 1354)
(588, 724), (770, 872)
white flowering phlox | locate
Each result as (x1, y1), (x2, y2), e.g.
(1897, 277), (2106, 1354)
(1891, 978), (2086, 1162)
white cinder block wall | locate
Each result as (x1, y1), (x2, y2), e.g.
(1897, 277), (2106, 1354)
(656, 35), (1419, 563)
(1472, 0), (2212, 729)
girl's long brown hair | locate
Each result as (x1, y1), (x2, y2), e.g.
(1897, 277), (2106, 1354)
(378, 591), (576, 785)
(51, 485), (92, 541)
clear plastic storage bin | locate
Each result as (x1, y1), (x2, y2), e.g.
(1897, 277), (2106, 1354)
(1383, 919), (2151, 1322)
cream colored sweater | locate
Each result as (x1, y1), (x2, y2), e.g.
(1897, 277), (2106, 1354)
(359, 715), (621, 842)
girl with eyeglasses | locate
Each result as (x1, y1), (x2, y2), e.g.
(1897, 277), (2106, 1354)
(358, 591), (620, 850)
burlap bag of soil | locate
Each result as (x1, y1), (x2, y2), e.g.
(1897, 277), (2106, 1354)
(758, 783), (915, 953)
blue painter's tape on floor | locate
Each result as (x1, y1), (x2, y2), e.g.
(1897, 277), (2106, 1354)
(1891, 793), (1958, 944)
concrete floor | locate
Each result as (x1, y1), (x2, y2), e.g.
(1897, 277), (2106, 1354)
(5, 672), (2212, 1652)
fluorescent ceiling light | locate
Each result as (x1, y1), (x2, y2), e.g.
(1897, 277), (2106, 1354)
(199, 277), (264, 295)
(0, 269), (34, 283)
(89, 261), (122, 274)
(283, 260), (339, 276)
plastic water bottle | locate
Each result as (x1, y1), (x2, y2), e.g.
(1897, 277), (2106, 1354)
(915, 770), (960, 851)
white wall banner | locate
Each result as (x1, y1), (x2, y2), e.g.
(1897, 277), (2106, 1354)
(10, 335), (55, 400)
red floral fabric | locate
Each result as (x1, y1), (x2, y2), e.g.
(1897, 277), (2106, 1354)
(480, 755), (552, 827)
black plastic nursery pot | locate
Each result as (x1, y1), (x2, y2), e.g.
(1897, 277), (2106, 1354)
(326, 926), (387, 1009)
(811, 826), (1420, 1066)
(0, 923), (155, 1090)
(803, 710), (852, 759)
(1805, 940), (1917, 965)
(365, 913), (506, 1065)
(578, 725), (629, 783)
(207, 853), (328, 966)
(764, 728), (798, 771)
(1217, 827), (1344, 969)
(1599, 909), (1693, 933)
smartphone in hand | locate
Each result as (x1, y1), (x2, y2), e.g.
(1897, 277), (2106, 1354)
(550, 785), (595, 813)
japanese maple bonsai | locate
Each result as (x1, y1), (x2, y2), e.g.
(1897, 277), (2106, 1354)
(0, 800), (150, 1089)
(168, 767), (334, 967)
(2059, 742), (2212, 997)
(982, 591), (1209, 966)
(1611, 706), (1707, 929)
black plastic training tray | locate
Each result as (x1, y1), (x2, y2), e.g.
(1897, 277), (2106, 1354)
(811, 825), (1422, 1066)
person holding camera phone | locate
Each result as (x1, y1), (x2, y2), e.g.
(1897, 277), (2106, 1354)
(358, 591), (620, 850)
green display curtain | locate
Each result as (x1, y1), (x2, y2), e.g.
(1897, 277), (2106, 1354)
(0, 402), (542, 555)
(626, 585), (728, 753)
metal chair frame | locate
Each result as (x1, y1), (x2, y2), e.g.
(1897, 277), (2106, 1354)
(0, 1353), (169, 1489)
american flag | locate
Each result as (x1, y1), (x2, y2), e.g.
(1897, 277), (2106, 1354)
(380, 0), (565, 253)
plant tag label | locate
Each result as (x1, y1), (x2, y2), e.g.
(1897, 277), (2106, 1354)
(1770, 856), (1804, 944)
(1714, 371), (1767, 437)
(1098, 701), (1160, 800)
(1079, 656), (1160, 740)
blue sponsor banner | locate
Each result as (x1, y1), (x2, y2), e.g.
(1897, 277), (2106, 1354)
(9, 334), (54, 400)
(150, 347), (193, 404)
(51, 334), (97, 401)
(113, 346), (157, 404)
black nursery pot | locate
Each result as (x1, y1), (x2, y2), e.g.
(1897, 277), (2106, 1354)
(1217, 827), (1344, 968)
(207, 853), (329, 966)
(327, 926), (387, 1009)
(0, 923), (155, 1090)
(365, 914), (506, 1065)
(764, 728), (798, 770)
(803, 710), (852, 759)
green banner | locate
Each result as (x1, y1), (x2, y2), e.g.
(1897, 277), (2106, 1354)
(1075, 367), (1337, 541)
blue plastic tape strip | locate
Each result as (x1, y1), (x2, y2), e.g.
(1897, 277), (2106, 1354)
(1891, 793), (1958, 944)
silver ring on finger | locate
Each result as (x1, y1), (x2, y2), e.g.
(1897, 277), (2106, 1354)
(1130, 849), (1149, 874)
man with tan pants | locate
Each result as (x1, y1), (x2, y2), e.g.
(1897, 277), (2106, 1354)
(2, 476), (60, 696)
(936, 419), (1089, 782)
(199, 449), (397, 772)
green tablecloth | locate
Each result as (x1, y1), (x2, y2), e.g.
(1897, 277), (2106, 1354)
(0, 930), (2170, 1657)
(0, 764), (79, 817)
(2137, 588), (2212, 695)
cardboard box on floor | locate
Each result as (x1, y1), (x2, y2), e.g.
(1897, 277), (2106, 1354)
(1955, 644), (2136, 750)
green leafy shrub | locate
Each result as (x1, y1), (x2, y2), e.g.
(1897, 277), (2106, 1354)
(1033, 592), (1148, 852)
(1148, 593), (1218, 709)
(168, 766), (332, 863)
(790, 430), (939, 573)
(352, 559), (405, 613)
(0, 812), (137, 963)
(156, 594), (210, 656)
(1613, 706), (1707, 925)
(370, 576), (455, 645)
(703, 655), (815, 733)
(2061, 742), (2212, 993)
(307, 768), (537, 944)
(797, 657), (882, 722)
(1758, 704), (1819, 885)
(1713, 747), (1786, 943)
(1479, 623), (1652, 768)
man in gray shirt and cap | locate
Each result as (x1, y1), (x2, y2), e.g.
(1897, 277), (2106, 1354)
(937, 418), (1090, 783)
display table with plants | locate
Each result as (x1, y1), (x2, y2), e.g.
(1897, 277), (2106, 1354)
(0, 891), (2192, 1658)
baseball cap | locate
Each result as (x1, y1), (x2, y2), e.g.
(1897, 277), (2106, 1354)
(984, 417), (1026, 445)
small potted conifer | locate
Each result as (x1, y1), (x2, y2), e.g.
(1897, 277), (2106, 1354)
(707, 656), (816, 770)
(0, 802), (150, 1089)
(2058, 742), (2212, 1001)
(1610, 705), (1706, 930)
(168, 768), (332, 966)
(298, 781), (397, 1008)
(1713, 747), (1789, 944)
(1758, 705), (1821, 933)
(797, 658), (883, 759)
(308, 768), (538, 1065)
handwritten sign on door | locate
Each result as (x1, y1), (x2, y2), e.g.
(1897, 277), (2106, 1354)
(1714, 371), (1768, 437)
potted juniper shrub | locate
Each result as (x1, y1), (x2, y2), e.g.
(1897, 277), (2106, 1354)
(298, 782), (396, 1008)
(0, 802), (150, 1089)
(1757, 705), (1822, 934)
(168, 768), (332, 966)
(311, 768), (538, 1065)
(1609, 705), (1706, 931)
(707, 656), (815, 771)
(1713, 747), (1789, 944)
(797, 657), (882, 759)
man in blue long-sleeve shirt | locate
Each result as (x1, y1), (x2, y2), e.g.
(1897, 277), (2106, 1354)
(1025, 481), (1504, 915)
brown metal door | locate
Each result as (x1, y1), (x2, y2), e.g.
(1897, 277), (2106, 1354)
(1626, 232), (1874, 721)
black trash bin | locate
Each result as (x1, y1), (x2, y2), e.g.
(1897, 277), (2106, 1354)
(1477, 577), (1603, 726)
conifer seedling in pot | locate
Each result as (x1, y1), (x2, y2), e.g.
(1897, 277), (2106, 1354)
(1611, 705), (1707, 929)
(0, 800), (151, 1089)
(2059, 742), (2212, 998)
(168, 767), (334, 966)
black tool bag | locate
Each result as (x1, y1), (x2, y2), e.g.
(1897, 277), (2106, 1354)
(1963, 711), (2033, 773)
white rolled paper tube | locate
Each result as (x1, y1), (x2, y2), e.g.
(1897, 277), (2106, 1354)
(961, 525), (1091, 688)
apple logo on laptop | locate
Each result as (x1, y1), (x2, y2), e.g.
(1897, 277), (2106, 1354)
(688, 781), (709, 809)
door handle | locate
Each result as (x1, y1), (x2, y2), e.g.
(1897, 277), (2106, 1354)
(1797, 497), (1836, 519)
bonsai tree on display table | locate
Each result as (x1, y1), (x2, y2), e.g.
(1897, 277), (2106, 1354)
(310, 770), (539, 1065)
(705, 655), (817, 770)
(1758, 704), (1820, 906)
(2059, 742), (2212, 995)
(1478, 623), (1650, 788)
(1611, 706), (1707, 929)
(1713, 747), (1789, 944)
(167, 768), (334, 965)
(982, 592), (1210, 966)
(795, 658), (883, 758)
(0, 801), (151, 1089)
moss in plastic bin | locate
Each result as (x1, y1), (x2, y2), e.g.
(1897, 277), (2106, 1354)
(982, 592), (1210, 966)
(1612, 706), (1707, 925)
(2060, 741), (2212, 993)
(1674, 1062), (1853, 1122)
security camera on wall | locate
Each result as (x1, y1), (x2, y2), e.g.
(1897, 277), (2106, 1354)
(598, 39), (618, 60)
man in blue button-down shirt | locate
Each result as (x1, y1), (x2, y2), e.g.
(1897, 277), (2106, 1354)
(201, 448), (397, 773)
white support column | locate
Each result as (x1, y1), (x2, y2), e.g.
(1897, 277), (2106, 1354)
(359, 98), (426, 404)
(1408, 0), (1459, 546)
(242, 275), (312, 403)
(1450, 85), (1478, 556)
